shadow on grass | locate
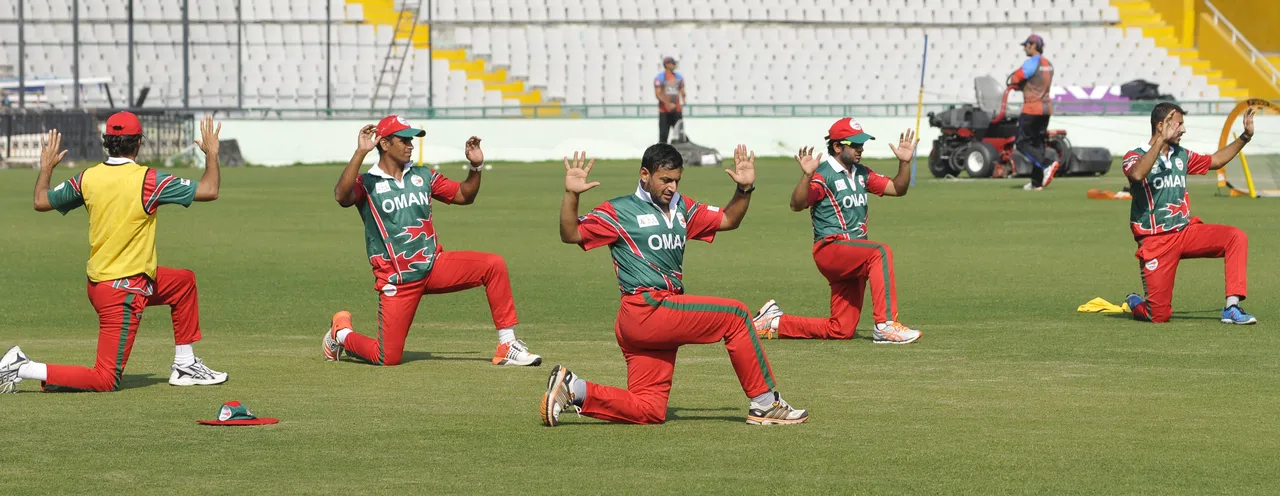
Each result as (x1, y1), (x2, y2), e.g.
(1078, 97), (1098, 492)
(400, 351), (488, 363)
(341, 351), (488, 365)
(667, 406), (742, 423)
(118, 373), (170, 389)
(1102, 308), (1223, 321)
(548, 406), (744, 427)
(39, 373), (168, 392)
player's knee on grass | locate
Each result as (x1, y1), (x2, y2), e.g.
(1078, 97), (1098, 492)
(84, 369), (121, 392)
(829, 325), (856, 340)
(635, 399), (668, 424)
(380, 349), (405, 366)
(1136, 302), (1171, 323)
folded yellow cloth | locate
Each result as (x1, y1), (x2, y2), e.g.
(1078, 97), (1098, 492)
(1077, 297), (1130, 313)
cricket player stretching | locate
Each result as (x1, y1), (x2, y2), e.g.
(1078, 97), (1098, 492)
(1, 113), (228, 393)
(324, 116), (541, 366)
(754, 118), (923, 344)
(1123, 103), (1257, 324)
(542, 144), (807, 426)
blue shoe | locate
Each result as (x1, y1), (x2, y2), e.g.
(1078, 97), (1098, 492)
(1221, 305), (1257, 325)
(1125, 293), (1144, 311)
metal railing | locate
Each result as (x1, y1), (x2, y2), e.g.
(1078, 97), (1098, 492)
(1203, 0), (1280, 88)
(222, 100), (1245, 120)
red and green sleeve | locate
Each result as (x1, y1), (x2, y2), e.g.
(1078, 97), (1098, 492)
(143, 169), (197, 214)
(352, 175), (369, 205)
(1186, 150), (1212, 175)
(430, 173), (461, 204)
(1122, 149), (1142, 175)
(806, 173), (828, 206)
(577, 202), (621, 251)
(866, 171), (890, 196)
(683, 198), (722, 243)
(48, 172), (85, 215)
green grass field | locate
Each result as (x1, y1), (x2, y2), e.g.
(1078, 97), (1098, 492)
(1, 158), (1277, 494)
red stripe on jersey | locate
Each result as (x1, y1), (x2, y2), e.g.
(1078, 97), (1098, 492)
(362, 191), (402, 278)
(144, 172), (176, 214)
(593, 205), (679, 292)
(816, 180), (849, 230)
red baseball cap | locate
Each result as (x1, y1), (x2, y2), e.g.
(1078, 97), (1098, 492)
(104, 111), (143, 136)
(376, 115), (426, 140)
(825, 117), (875, 145)
(1021, 34), (1044, 50)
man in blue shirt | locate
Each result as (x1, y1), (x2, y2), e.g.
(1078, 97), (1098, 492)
(654, 56), (686, 144)
(1008, 34), (1058, 190)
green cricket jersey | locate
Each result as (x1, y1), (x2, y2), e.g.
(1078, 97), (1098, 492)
(805, 158), (890, 242)
(577, 182), (724, 294)
(1122, 143), (1211, 238)
(352, 164), (461, 285)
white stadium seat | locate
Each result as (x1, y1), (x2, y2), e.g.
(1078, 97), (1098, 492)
(3, 0), (1229, 109)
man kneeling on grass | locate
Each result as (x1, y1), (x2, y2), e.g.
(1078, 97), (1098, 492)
(542, 144), (807, 426)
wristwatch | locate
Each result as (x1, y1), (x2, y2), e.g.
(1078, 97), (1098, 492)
(469, 162), (485, 172)
(737, 184), (755, 194)
(1240, 134), (1251, 144)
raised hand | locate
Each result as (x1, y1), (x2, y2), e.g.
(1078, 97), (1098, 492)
(40, 129), (68, 171)
(794, 146), (823, 174)
(465, 136), (484, 166)
(356, 124), (377, 153)
(888, 128), (919, 162)
(564, 151), (599, 194)
(193, 114), (222, 156)
(725, 144), (755, 188)
(1243, 107), (1256, 140)
(1159, 111), (1181, 143)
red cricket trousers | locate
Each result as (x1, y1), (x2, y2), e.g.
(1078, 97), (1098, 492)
(344, 251), (518, 366)
(776, 237), (899, 339)
(1132, 220), (1248, 323)
(44, 267), (203, 392)
(579, 291), (776, 425)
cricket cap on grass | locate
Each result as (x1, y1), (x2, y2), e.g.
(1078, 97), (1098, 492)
(826, 117), (875, 145)
(196, 400), (279, 426)
(376, 115), (426, 140)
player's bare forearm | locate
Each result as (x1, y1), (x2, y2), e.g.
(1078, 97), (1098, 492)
(1209, 138), (1248, 170)
(718, 189), (751, 231)
(32, 167), (54, 212)
(560, 192), (584, 244)
(334, 150), (367, 207)
(1126, 140), (1164, 182)
(194, 151), (221, 202)
(884, 160), (912, 197)
(453, 169), (482, 205)
(790, 173), (814, 211)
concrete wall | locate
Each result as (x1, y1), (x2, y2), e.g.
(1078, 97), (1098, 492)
(220, 113), (1278, 166)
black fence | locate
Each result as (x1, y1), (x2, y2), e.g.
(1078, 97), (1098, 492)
(1, 109), (193, 165)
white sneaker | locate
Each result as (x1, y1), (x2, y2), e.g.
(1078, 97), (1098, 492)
(169, 358), (228, 386)
(0, 346), (30, 394)
(1023, 182), (1042, 191)
(873, 322), (922, 344)
(753, 299), (783, 339)
(541, 364), (580, 427)
(322, 327), (343, 362)
(747, 392), (808, 425)
(1042, 161), (1060, 187)
(493, 339), (542, 366)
